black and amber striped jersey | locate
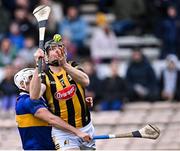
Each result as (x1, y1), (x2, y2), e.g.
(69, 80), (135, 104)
(42, 61), (91, 128)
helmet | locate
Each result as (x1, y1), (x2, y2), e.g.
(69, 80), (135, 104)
(44, 34), (67, 56)
(44, 39), (64, 52)
(14, 68), (34, 90)
(44, 34), (67, 66)
(45, 34), (64, 52)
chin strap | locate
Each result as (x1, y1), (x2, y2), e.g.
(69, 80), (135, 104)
(48, 60), (60, 66)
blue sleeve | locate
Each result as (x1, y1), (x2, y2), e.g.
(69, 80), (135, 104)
(25, 98), (47, 115)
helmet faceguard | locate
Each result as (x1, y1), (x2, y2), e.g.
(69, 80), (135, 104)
(44, 38), (67, 66)
(14, 68), (34, 90)
(45, 40), (67, 55)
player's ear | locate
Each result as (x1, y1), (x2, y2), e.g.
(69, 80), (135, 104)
(20, 81), (25, 89)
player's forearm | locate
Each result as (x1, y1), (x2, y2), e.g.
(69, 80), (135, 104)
(49, 115), (82, 135)
(30, 68), (41, 99)
(63, 63), (89, 87)
(37, 109), (83, 135)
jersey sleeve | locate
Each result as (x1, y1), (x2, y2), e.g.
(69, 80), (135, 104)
(25, 98), (47, 115)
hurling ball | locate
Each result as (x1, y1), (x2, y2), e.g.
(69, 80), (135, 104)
(53, 34), (62, 42)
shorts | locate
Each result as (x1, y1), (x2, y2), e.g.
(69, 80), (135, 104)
(52, 121), (96, 150)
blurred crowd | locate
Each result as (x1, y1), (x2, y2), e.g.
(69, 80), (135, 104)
(0, 0), (180, 112)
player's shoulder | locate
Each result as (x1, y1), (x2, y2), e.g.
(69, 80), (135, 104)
(17, 93), (30, 103)
(17, 93), (43, 107)
(16, 93), (31, 114)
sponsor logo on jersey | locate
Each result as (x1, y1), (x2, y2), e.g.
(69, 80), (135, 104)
(54, 84), (76, 100)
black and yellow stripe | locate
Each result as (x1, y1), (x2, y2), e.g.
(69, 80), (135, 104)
(67, 72), (90, 127)
(58, 74), (76, 127)
(43, 63), (90, 128)
(46, 71), (61, 116)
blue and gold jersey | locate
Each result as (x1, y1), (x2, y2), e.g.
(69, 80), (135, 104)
(15, 92), (55, 150)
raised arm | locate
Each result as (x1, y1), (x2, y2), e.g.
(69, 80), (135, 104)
(30, 48), (46, 99)
(63, 63), (90, 87)
(57, 48), (89, 87)
(30, 68), (46, 99)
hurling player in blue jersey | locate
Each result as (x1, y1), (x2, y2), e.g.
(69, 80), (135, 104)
(14, 68), (92, 150)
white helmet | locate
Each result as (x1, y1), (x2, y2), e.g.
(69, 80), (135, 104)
(14, 68), (34, 90)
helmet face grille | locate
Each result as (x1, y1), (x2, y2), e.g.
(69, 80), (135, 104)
(14, 68), (34, 90)
(44, 39), (53, 51)
(44, 34), (67, 65)
(44, 39), (67, 64)
(45, 39), (64, 52)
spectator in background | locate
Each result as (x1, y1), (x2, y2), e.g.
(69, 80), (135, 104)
(17, 36), (37, 66)
(82, 59), (102, 110)
(156, 5), (180, 59)
(126, 48), (158, 102)
(100, 60), (127, 111)
(13, 6), (37, 38)
(62, 35), (77, 60)
(15, 0), (39, 12)
(1, 0), (16, 16)
(0, 3), (11, 39)
(90, 12), (118, 61)
(0, 64), (17, 111)
(16, 0), (38, 12)
(0, 67), (11, 84)
(58, 6), (89, 57)
(0, 38), (17, 67)
(0, 65), (14, 110)
(8, 21), (25, 51)
(159, 54), (180, 101)
(2, 0), (38, 15)
(142, 0), (180, 34)
(15, 0), (30, 10)
(137, 0), (164, 34)
(111, 0), (145, 35)
(61, 0), (83, 14)
(98, 0), (114, 13)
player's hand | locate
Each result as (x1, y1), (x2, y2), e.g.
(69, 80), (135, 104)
(77, 131), (92, 142)
(85, 97), (93, 108)
(34, 48), (45, 63)
(56, 45), (67, 66)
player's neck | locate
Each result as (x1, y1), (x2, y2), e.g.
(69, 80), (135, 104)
(49, 66), (62, 73)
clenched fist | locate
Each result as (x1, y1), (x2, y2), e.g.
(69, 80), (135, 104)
(34, 48), (45, 64)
